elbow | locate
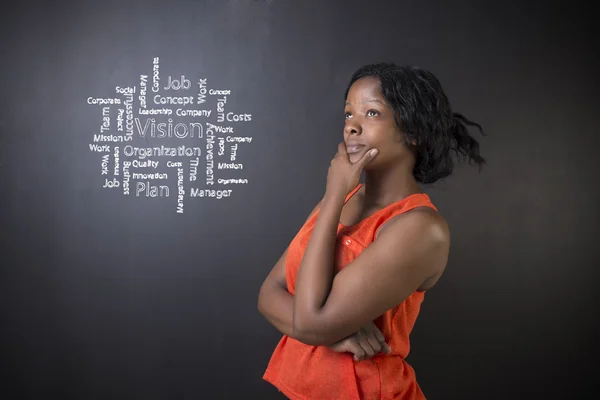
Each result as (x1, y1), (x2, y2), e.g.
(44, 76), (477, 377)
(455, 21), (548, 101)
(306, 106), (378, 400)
(257, 299), (264, 318)
(257, 299), (271, 320)
(292, 315), (335, 346)
(293, 328), (335, 346)
(257, 282), (269, 318)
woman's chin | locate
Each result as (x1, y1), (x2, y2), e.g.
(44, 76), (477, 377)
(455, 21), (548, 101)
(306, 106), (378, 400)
(348, 153), (360, 164)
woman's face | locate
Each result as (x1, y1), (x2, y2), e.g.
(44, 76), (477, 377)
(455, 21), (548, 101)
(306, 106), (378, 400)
(343, 76), (411, 168)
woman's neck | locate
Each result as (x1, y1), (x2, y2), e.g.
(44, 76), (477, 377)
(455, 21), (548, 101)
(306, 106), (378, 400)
(363, 162), (421, 208)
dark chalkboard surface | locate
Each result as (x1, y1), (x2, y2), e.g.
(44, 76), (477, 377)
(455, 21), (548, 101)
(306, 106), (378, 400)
(1, 0), (598, 398)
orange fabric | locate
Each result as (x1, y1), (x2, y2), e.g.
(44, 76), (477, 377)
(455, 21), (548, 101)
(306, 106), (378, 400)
(263, 183), (438, 400)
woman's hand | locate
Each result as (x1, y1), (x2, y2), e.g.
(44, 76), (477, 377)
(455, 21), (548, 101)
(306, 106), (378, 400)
(326, 142), (378, 198)
(327, 321), (391, 361)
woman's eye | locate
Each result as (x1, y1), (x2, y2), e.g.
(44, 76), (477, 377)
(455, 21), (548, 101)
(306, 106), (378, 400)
(344, 112), (352, 119)
(367, 110), (379, 117)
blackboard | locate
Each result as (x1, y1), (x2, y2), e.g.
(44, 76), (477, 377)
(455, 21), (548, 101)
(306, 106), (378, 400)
(1, 0), (598, 398)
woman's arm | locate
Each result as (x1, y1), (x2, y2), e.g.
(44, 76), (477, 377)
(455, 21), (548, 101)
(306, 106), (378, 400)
(257, 200), (322, 337)
(292, 191), (345, 341)
(293, 196), (450, 346)
(257, 247), (390, 361)
(257, 232), (390, 357)
(257, 247), (295, 337)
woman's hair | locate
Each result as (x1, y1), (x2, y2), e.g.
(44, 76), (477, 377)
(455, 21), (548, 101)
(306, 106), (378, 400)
(344, 63), (486, 184)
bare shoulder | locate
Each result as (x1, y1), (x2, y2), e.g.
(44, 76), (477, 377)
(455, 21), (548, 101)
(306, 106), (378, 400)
(375, 206), (450, 283)
(377, 206), (450, 244)
(416, 206), (450, 243)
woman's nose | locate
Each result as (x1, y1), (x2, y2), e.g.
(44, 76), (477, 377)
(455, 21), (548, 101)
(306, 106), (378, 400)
(344, 123), (361, 136)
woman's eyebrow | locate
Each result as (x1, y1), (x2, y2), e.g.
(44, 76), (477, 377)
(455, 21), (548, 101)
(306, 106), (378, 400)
(345, 99), (385, 106)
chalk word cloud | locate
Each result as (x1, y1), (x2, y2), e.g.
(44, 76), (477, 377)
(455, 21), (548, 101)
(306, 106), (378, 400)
(87, 57), (253, 213)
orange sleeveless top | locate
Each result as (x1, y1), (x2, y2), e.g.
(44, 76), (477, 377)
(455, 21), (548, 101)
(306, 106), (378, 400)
(263, 183), (438, 400)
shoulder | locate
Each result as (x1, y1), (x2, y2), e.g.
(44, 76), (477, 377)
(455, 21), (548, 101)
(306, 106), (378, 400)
(379, 205), (449, 241)
(375, 207), (450, 274)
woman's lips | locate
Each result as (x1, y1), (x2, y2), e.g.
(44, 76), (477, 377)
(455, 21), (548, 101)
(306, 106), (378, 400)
(346, 144), (365, 154)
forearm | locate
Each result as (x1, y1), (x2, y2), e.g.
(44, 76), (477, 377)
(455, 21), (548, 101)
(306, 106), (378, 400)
(293, 191), (345, 332)
(259, 283), (348, 345)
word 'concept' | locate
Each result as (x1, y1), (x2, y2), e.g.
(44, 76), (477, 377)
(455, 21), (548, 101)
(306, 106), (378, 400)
(87, 57), (253, 213)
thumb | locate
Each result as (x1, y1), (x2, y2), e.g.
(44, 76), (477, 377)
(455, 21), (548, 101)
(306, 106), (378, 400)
(356, 148), (378, 169)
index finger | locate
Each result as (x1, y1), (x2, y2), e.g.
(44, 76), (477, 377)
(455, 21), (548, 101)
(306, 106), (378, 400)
(337, 142), (348, 156)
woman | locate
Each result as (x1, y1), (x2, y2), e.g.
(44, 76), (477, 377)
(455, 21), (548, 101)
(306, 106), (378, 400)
(258, 63), (485, 399)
